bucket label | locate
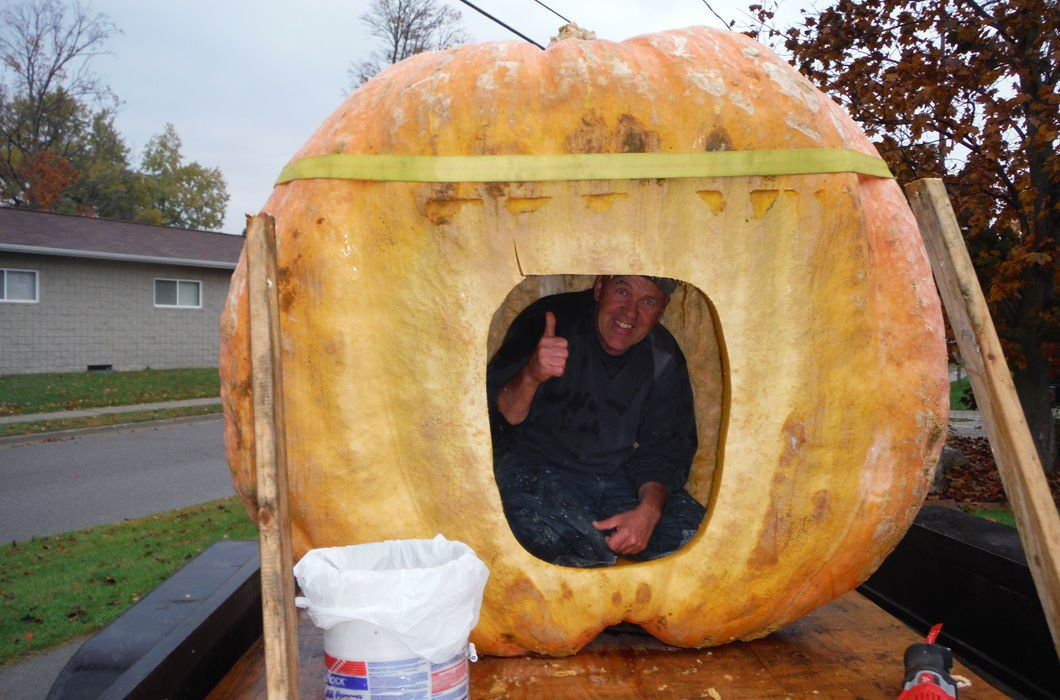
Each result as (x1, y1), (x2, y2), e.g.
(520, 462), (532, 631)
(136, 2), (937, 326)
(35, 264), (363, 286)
(324, 651), (469, 700)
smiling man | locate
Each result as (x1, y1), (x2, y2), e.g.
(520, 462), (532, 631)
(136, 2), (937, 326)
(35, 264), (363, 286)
(487, 275), (705, 568)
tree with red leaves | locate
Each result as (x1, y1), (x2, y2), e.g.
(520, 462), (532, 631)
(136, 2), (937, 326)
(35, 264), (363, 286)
(22, 150), (76, 210)
(752, 0), (1058, 472)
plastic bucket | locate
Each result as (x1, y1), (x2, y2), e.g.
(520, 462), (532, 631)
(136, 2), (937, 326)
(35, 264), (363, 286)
(323, 620), (472, 699)
(293, 535), (489, 700)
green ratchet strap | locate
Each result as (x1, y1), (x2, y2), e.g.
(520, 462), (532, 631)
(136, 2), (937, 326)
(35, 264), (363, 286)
(275, 148), (893, 185)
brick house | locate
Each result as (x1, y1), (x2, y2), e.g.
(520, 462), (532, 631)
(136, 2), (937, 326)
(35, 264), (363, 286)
(0, 207), (245, 375)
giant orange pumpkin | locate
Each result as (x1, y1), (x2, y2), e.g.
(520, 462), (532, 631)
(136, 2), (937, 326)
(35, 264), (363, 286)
(220, 26), (948, 656)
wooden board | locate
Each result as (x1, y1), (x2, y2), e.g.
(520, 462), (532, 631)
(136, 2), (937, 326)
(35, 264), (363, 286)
(906, 178), (1060, 656)
(208, 592), (1007, 699)
(246, 213), (300, 696)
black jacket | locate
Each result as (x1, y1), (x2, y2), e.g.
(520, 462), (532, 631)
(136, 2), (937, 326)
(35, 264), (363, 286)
(486, 289), (698, 493)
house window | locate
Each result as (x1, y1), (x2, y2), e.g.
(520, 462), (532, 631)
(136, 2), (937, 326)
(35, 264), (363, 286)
(0, 268), (38, 303)
(154, 278), (202, 308)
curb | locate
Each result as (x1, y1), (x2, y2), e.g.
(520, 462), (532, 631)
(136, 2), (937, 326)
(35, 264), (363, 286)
(0, 398), (222, 425)
(0, 411), (223, 448)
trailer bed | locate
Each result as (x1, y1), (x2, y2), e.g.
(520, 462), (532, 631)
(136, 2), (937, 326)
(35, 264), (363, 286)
(208, 591), (1006, 698)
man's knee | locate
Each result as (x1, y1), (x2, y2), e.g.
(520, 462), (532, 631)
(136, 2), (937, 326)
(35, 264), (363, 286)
(668, 492), (707, 529)
(629, 493), (706, 561)
(505, 513), (615, 567)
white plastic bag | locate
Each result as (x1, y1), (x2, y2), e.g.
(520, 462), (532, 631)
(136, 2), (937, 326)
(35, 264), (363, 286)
(293, 534), (489, 664)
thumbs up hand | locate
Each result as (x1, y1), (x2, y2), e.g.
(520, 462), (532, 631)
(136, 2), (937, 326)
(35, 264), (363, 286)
(528, 311), (568, 383)
(496, 311), (568, 425)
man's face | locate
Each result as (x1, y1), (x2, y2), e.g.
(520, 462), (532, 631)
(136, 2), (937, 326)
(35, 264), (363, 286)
(593, 275), (669, 356)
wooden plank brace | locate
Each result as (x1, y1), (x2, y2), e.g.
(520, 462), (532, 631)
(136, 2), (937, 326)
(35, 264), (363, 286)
(246, 213), (300, 697)
(906, 178), (1060, 658)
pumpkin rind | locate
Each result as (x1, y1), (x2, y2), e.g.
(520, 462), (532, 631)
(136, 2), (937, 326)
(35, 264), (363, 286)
(220, 27), (947, 656)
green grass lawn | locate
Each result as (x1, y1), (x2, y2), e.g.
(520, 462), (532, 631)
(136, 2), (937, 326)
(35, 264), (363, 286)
(0, 497), (257, 666)
(0, 368), (222, 437)
(965, 506), (1017, 528)
(949, 371), (975, 409)
(0, 368), (220, 416)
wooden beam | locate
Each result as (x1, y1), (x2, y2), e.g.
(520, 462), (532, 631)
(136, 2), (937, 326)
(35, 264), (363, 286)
(246, 213), (300, 697)
(906, 178), (1060, 657)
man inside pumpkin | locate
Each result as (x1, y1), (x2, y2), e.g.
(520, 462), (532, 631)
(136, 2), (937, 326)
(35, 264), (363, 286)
(488, 274), (705, 568)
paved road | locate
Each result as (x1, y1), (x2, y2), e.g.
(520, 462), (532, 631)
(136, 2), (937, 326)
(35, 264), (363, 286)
(0, 417), (235, 543)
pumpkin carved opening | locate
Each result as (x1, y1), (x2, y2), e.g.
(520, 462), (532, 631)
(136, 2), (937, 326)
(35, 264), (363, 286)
(486, 273), (725, 564)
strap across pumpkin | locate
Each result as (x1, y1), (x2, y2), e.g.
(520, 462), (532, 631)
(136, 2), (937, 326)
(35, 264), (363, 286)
(275, 148), (893, 184)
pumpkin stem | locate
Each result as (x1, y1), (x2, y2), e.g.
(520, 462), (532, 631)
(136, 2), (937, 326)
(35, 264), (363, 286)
(550, 23), (597, 45)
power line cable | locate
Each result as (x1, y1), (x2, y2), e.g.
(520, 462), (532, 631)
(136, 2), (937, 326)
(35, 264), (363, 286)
(456, 0), (546, 49)
(699, 0), (734, 29)
(531, 0), (571, 24)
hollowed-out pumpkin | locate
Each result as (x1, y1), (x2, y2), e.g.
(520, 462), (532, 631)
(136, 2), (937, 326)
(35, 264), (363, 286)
(220, 26), (948, 656)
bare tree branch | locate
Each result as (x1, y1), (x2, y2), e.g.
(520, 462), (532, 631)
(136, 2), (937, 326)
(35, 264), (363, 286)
(0, 0), (118, 109)
(349, 0), (468, 90)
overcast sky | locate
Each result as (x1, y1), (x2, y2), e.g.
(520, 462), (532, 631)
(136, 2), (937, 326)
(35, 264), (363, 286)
(86, 0), (807, 234)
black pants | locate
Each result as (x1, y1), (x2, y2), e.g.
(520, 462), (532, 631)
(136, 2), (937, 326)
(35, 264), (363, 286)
(494, 452), (706, 568)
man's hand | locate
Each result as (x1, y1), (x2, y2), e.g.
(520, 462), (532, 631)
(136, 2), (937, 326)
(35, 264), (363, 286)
(527, 311), (567, 382)
(497, 311), (567, 424)
(593, 482), (668, 556)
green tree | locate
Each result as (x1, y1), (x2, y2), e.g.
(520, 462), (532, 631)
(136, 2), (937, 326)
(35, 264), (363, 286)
(756, 0), (1058, 471)
(349, 0), (468, 88)
(138, 123), (228, 231)
(1, 1), (228, 230)
(64, 111), (145, 220)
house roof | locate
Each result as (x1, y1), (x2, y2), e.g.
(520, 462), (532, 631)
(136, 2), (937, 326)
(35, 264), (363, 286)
(0, 207), (244, 269)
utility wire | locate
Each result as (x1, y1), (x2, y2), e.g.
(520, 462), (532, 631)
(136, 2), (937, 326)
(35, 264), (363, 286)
(531, 0), (571, 24)
(456, 0), (546, 50)
(699, 0), (734, 29)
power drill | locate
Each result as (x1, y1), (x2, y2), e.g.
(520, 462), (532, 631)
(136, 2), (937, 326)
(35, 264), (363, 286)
(897, 623), (958, 699)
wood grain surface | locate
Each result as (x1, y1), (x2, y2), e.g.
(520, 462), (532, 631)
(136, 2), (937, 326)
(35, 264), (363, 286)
(209, 591), (1006, 699)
